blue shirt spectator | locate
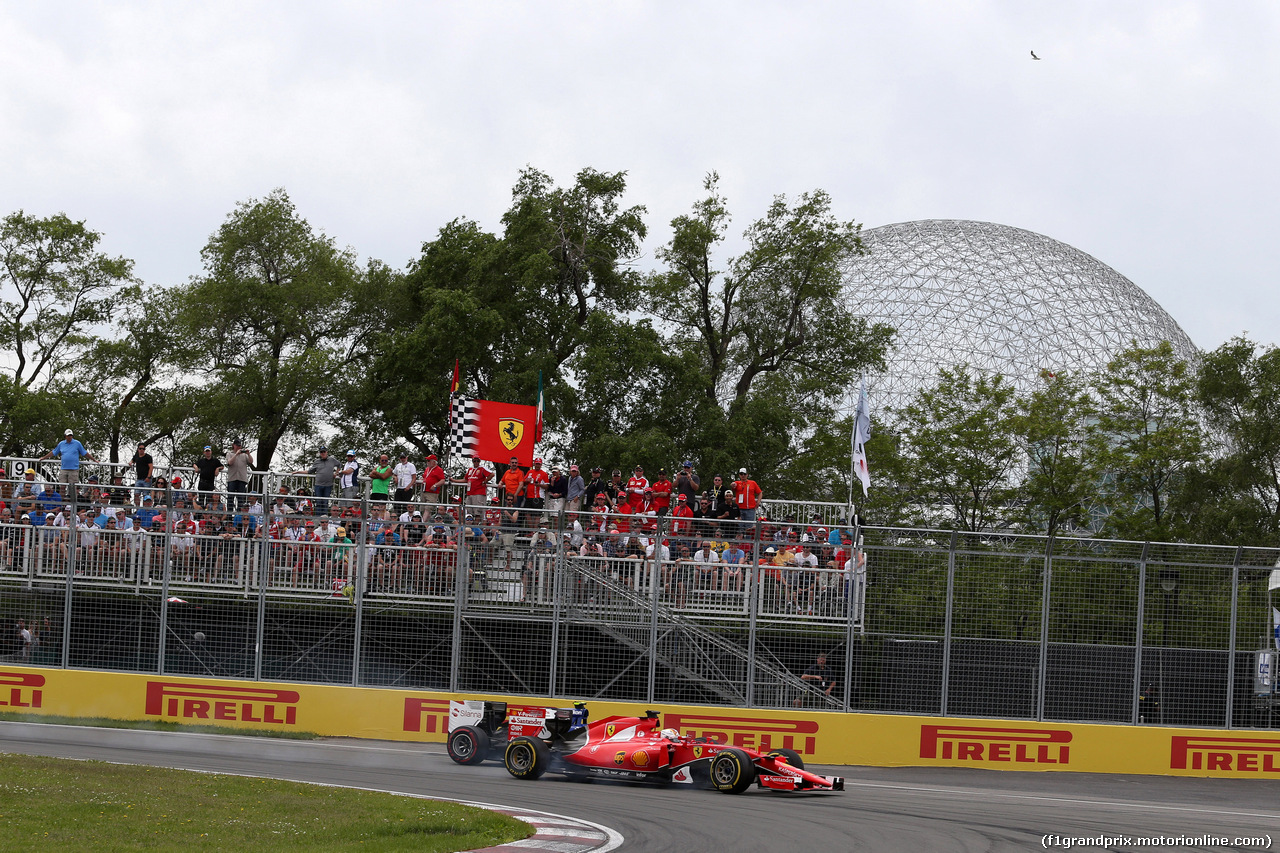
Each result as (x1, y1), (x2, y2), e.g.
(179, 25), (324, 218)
(135, 504), (159, 530)
(45, 433), (91, 470)
(722, 546), (746, 564)
(39, 490), (62, 513)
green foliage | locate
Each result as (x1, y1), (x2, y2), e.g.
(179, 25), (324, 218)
(0, 210), (134, 454)
(1175, 336), (1280, 545)
(648, 172), (892, 411)
(892, 366), (1021, 531)
(1011, 371), (1097, 537)
(1089, 341), (1201, 540)
(175, 189), (370, 468)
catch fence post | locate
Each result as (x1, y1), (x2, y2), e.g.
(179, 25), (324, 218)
(1131, 542), (1150, 725)
(939, 530), (957, 716)
(1225, 546), (1242, 729)
(1036, 535), (1054, 721)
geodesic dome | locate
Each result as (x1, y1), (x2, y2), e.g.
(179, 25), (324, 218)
(844, 220), (1198, 415)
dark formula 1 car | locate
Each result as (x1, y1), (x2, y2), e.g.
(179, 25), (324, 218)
(445, 699), (588, 765)
(501, 708), (844, 794)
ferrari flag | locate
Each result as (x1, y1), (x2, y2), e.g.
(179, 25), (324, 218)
(450, 396), (540, 466)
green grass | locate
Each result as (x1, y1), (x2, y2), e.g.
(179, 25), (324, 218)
(0, 754), (532, 851)
(0, 711), (321, 739)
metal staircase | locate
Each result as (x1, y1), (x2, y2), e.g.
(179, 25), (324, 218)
(559, 553), (841, 708)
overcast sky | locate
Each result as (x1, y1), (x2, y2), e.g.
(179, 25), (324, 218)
(3, 1), (1277, 352)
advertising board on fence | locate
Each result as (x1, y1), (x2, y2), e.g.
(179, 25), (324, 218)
(3, 665), (1277, 779)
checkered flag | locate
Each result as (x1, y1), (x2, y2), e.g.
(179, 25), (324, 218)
(449, 396), (479, 461)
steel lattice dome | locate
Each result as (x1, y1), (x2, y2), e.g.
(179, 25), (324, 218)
(844, 220), (1198, 414)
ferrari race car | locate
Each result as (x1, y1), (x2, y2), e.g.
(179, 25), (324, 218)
(500, 708), (844, 794)
(445, 699), (588, 766)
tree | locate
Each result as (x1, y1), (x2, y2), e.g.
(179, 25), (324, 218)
(174, 189), (370, 469)
(75, 286), (199, 464)
(893, 366), (1021, 531)
(642, 173), (893, 491)
(1089, 341), (1202, 541)
(0, 210), (134, 453)
(1174, 336), (1280, 545)
(358, 168), (648, 457)
(648, 173), (892, 412)
(1011, 371), (1098, 537)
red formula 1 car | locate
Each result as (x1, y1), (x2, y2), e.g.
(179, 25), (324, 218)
(501, 708), (844, 794)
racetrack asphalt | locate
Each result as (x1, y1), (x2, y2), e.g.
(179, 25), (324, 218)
(2, 722), (1277, 852)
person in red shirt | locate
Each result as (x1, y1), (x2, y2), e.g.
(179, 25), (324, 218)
(635, 489), (660, 545)
(612, 499), (633, 534)
(421, 454), (447, 507)
(454, 456), (493, 507)
(625, 466), (648, 508)
(668, 493), (695, 540)
(590, 492), (612, 533)
(522, 457), (550, 526)
(649, 468), (672, 516)
(732, 467), (763, 528)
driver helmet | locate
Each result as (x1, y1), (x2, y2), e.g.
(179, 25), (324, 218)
(660, 728), (680, 740)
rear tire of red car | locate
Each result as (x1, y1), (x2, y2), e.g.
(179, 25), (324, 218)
(504, 736), (550, 780)
(447, 725), (490, 766)
(767, 747), (804, 770)
(709, 747), (756, 794)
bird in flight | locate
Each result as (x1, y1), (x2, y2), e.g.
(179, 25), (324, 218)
(1031, 50), (1041, 60)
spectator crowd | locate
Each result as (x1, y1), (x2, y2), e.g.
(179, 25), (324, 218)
(2, 433), (865, 614)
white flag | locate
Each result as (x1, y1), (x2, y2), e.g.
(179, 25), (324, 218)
(1268, 568), (1280, 592)
(851, 376), (872, 497)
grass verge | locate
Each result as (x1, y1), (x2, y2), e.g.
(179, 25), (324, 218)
(0, 711), (320, 739)
(0, 754), (532, 852)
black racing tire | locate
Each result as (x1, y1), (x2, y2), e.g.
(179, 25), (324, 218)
(709, 747), (756, 794)
(446, 725), (490, 766)
(504, 736), (550, 780)
(766, 747), (804, 770)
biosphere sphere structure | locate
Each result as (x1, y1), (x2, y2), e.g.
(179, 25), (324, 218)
(844, 220), (1198, 415)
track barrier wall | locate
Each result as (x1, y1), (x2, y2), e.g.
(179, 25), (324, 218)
(3, 664), (1279, 779)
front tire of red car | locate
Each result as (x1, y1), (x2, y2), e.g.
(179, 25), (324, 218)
(447, 725), (490, 766)
(504, 736), (550, 780)
(709, 748), (756, 794)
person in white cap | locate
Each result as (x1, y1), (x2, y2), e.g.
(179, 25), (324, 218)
(38, 428), (97, 488)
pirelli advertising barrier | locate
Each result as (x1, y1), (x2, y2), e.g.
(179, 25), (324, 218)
(3, 666), (1279, 779)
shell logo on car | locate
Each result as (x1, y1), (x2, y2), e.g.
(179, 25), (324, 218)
(632, 750), (650, 767)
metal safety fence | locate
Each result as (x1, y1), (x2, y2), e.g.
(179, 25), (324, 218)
(1, 478), (1277, 730)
